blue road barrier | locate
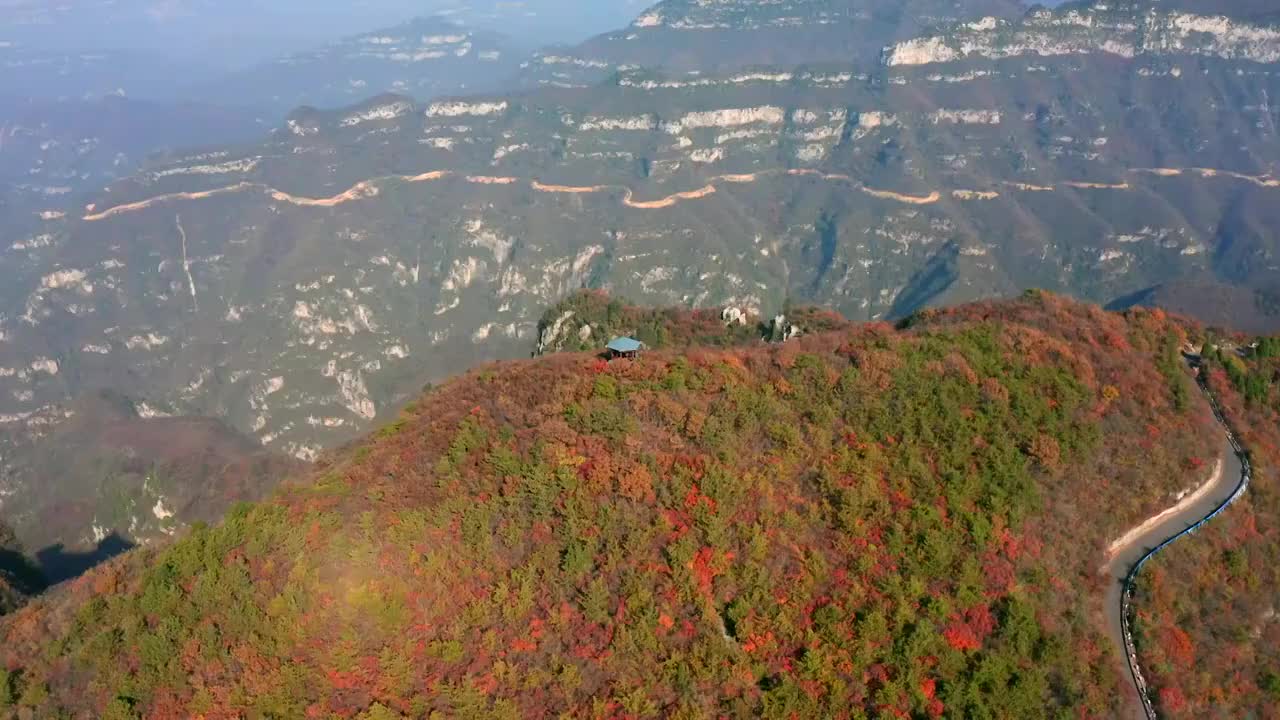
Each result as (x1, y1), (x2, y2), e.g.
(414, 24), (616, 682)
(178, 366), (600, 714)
(1119, 374), (1252, 719)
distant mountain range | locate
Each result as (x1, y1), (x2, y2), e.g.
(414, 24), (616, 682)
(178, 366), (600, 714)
(518, 0), (1027, 88)
(2, 6), (1280, 715)
(1, 0), (1279, 553)
(0, 13), (589, 199)
(197, 17), (526, 117)
(0, 95), (266, 194)
(0, 0), (641, 68)
(0, 16), (526, 209)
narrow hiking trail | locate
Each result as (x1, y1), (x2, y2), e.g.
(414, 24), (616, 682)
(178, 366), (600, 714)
(78, 165), (1280, 222)
(1102, 375), (1251, 718)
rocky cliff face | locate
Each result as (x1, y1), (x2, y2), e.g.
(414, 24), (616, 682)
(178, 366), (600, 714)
(531, 290), (773, 355)
(519, 0), (1026, 89)
(0, 0), (1278, 543)
(886, 4), (1280, 67)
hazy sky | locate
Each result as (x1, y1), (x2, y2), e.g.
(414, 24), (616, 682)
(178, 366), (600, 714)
(1, 0), (648, 66)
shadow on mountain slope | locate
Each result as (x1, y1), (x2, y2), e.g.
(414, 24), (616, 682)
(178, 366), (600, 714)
(0, 548), (47, 597)
(888, 241), (961, 320)
(34, 533), (136, 586)
(1108, 273), (1280, 334)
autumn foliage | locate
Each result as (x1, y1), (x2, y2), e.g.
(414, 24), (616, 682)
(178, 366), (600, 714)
(534, 289), (853, 357)
(0, 294), (1222, 719)
(1132, 333), (1280, 720)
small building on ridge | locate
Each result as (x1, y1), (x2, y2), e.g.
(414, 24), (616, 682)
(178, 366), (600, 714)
(606, 336), (644, 360)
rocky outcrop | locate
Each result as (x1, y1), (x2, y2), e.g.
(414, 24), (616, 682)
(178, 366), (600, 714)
(3, 0), (1279, 553)
(519, 0), (1026, 88)
(722, 306), (750, 326)
(340, 100), (414, 127)
(425, 100), (509, 118)
(886, 6), (1280, 67)
(536, 310), (578, 356)
(768, 314), (803, 342)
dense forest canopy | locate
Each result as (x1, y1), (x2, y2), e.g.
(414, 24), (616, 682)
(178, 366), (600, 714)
(1133, 338), (1280, 718)
(0, 293), (1255, 718)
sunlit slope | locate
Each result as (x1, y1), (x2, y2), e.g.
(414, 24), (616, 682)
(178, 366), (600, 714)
(3, 0), (1278, 469)
(0, 295), (1221, 718)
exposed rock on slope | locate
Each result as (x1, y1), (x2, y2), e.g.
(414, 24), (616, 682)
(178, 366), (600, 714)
(1, 0), (1279, 539)
(519, 0), (1027, 88)
(533, 289), (854, 355)
(885, 3), (1280, 67)
(533, 289), (767, 355)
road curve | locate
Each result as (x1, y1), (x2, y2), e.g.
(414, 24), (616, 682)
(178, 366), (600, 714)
(1102, 383), (1249, 718)
(79, 165), (1279, 222)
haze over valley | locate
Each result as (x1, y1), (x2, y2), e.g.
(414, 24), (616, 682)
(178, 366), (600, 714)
(2, 1), (1280, 718)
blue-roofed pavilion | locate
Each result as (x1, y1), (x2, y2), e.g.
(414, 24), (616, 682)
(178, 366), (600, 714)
(606, 337), (643, 359)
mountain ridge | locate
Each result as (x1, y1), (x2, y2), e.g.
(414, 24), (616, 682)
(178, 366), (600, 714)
(195, 16), (526, 117)
(518, 0), (1029, 89)
(2, 0), (1279, 562)
(0, 293), (1223, 718)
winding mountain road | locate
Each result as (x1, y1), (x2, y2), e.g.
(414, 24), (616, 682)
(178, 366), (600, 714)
(78, 165), (1279, 222)
(1103, 386), (1249, 718)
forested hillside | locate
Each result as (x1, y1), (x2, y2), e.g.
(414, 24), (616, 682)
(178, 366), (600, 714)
(1132, 337), (1280, 718)
(4, 0), (1279, 523)
(532, 289), (853, 355)
(0, 294), (1222, 718)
